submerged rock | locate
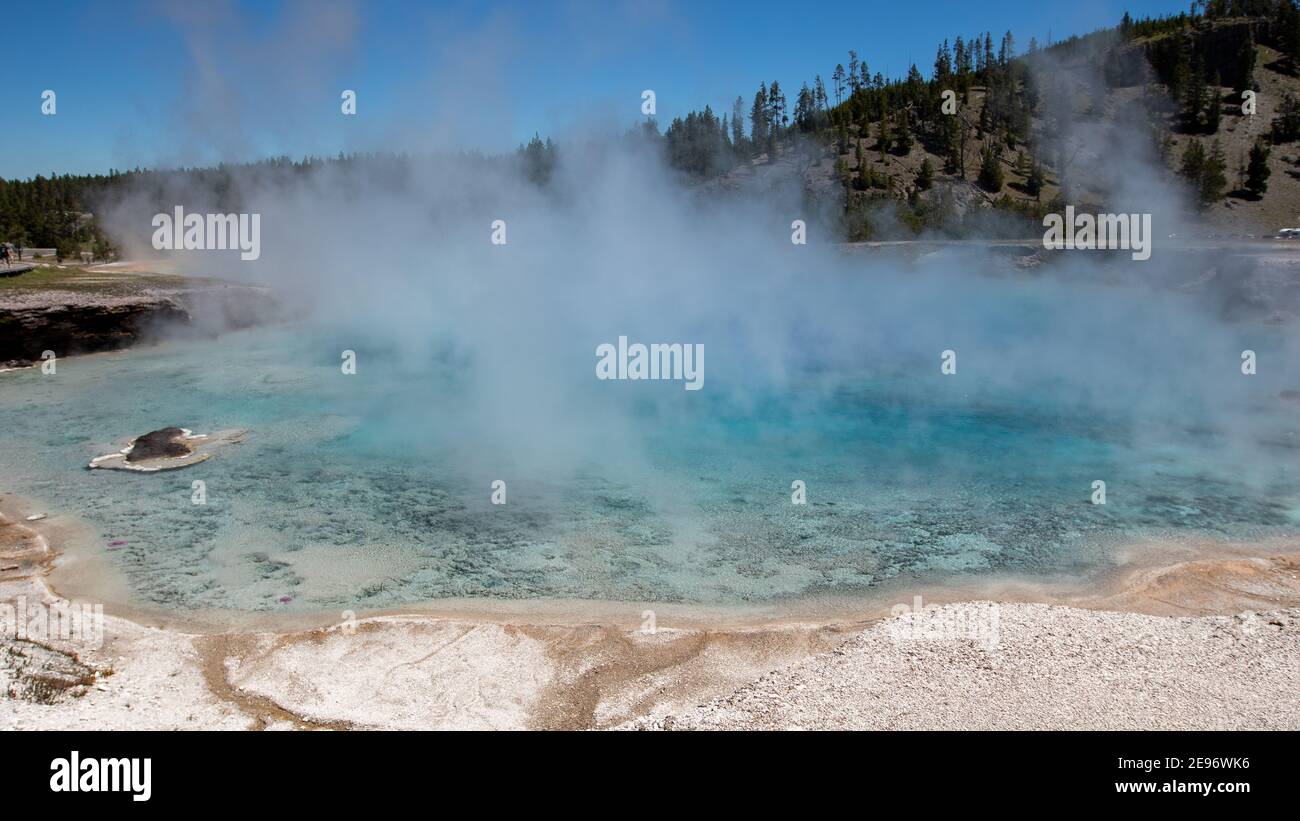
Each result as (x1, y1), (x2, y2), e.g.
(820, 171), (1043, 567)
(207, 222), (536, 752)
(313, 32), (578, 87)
(89, 427), (246, 472)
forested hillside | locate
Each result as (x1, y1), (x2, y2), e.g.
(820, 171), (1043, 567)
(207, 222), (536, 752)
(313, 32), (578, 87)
(658, 0), (1300, 238)
(8, 1), (1300, 254)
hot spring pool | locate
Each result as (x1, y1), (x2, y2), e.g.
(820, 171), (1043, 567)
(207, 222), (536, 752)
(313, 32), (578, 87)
(1, 311), (1297, 614)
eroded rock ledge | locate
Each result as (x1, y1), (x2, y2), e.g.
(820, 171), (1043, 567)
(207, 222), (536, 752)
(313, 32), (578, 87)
(0, 282), (277, 368)
(0, 294), (189, 368)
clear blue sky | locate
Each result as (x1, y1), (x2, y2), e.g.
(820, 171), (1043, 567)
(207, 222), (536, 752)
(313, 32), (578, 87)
(1, 0), (1190, 179)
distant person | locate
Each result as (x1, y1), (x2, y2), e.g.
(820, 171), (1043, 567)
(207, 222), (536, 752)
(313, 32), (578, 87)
(0, 244), (11, 268)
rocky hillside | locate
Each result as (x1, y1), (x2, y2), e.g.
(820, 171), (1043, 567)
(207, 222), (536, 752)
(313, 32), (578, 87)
(700, 8), (1300, 240)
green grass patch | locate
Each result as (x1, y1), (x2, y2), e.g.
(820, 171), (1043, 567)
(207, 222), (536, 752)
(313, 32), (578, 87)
(0, 265), (68, 290)
(0, 264), (188, 295)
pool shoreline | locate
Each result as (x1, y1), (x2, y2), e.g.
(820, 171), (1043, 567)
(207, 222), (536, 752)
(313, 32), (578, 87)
(4, 492), (1298, 730)
(9, 488), (1296, 633)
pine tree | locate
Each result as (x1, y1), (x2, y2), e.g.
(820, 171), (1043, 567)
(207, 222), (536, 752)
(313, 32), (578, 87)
(1180, 140), (1206, 186)
(954, 36), (969, 78)
(832, 64), (846, 107)
(1246, 139), (1271, 197)
(768, 81), (783, 127)
(1272, 93), (1300, 143)
(1280, 0), (1300, 69)
(953, 116), (972, 178)
(1200, 139), (1228, 205)
(1238, 30), (1257, 93)
(944, 120), (961, 173)
(894, 110), (913, 155)
(795, 83), (816, 132)
(1027, 160), (1045, 200)
(750, 84), (769, 152)
(1182, 54), (1206, 132)
(766, 81), (787, 150)
(1205, 72), (1222, 133)
(978, 146), (1003, 191)
(731, 96), (746, 149)
(520, 134), (557, 185)
(934, 40), (952, 83)
(1169, 34), (1190, 107)
(917, 156), (934, 190)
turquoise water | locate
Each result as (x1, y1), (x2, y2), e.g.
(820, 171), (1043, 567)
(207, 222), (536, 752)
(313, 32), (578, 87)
(1, 279), (1298, 613)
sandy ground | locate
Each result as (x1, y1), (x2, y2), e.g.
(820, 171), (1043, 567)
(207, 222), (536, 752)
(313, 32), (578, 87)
(625, 602), (1298, 730)
(2, 501), (1297, 730)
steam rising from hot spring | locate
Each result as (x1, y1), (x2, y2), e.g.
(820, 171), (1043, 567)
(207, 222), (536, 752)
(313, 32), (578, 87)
(88, 134), (1299, 492)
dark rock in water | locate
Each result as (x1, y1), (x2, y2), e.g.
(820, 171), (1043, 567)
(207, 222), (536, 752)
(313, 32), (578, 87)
(89, 427), (245, 472)
(126, 427), (193, 462)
